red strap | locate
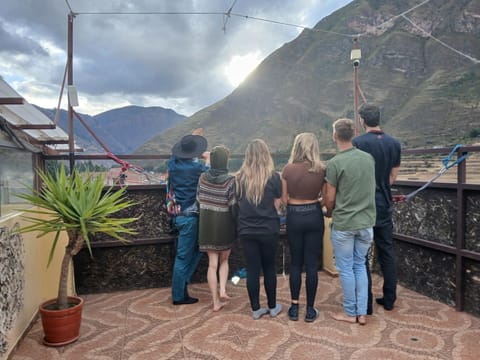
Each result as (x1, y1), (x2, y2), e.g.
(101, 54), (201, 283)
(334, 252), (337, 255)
(107, 152), (145, 174)
(392, 195), (406, 204)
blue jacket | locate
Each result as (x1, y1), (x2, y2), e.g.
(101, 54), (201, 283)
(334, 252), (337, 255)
(168, 157), (208, 212)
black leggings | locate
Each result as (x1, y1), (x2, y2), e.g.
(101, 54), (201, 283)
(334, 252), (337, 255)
(287, 203), (324, 308)
(241, 234), (279, 311)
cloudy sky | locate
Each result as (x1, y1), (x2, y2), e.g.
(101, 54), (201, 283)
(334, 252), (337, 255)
(1, 0), (352, 116)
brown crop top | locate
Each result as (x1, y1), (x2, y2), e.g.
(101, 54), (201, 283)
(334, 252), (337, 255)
(281, 162), (325, 200)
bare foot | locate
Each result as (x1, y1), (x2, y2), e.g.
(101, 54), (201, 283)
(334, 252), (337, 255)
(219, 294), (232, 301)
(212, 302), (226, 312)
(357, 315), (366, 325)
(332, 312), (357, 323)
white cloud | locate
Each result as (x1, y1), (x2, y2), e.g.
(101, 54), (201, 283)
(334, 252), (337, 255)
(0, 0), (353, 116)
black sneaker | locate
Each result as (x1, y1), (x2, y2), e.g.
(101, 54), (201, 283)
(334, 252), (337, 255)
(305, 307), (319, 322)
(288, 304), (299, 321)
(173, 296), (199, 305)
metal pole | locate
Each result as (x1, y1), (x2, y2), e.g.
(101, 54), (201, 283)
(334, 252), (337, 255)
(67, 13), (75, 173)
(351, 37), (361, 136)
(353, 63), (360, 135)
(455, 149), (467, 311)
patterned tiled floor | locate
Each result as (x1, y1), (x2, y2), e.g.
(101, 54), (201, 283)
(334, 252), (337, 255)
(10, 272), (480, 359)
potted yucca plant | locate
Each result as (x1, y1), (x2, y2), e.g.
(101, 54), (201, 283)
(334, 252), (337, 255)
(18, 164), (137, 346)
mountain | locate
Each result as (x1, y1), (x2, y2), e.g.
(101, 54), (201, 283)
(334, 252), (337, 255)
(39, 105), (186, 154)
(136, 0), (480, 155)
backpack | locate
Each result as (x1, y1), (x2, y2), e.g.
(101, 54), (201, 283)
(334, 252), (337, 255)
(165, 171), (180, 217)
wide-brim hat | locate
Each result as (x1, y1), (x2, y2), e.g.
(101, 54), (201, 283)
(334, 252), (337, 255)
(171, 134), (208, 159)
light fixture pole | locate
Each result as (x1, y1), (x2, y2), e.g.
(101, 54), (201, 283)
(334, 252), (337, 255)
(350, 38), (362, 135)
(67, 12), (75, 173)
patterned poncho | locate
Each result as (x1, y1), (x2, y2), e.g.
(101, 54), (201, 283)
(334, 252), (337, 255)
(196, 170), (237, 251)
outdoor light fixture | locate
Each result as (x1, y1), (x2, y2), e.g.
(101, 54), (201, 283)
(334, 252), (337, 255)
(68, 85), (79, 107)
(350, 38), (361, 67)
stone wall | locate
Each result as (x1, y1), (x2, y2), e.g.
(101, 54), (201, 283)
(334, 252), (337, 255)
(393, 187), (457, 246)
(466, 191), (480, 252)
(74, 183), (480, 317)
(392, 185), (480, 317)
(0, 225), (24, 355)
(74, 186), (296, 294)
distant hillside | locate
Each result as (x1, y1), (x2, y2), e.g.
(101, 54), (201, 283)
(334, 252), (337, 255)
(136, 0), (480, 155)
(39, 105), (186, 154)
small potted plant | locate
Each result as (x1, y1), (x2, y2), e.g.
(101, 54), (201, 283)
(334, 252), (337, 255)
(18, 164), (137, 346)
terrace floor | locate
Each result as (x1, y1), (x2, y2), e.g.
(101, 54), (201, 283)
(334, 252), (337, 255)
(10, 272), (480, 360)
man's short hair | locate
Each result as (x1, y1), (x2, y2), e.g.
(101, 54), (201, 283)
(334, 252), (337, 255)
(359, 104), (380, 127)
(333, 118), (355, 142)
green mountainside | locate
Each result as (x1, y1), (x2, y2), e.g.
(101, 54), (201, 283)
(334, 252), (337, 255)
(136, 0), (480, 155)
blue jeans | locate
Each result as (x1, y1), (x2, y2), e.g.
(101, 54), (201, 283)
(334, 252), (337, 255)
(171, 216), (203, 302)
(331, 227), (373, 316)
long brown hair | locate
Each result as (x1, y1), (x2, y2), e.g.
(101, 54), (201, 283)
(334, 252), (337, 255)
(236, 139), (275, 205)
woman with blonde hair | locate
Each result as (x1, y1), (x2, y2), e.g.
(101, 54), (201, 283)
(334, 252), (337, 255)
(281, 132), (326, 322)
(236, 139), (283, 320)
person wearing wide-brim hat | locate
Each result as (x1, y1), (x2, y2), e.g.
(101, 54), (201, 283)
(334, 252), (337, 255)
(168, 129), (210, 305)
(171, 134), (208, 159)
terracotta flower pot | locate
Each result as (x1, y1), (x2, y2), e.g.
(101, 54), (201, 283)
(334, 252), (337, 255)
(39, 296), (84, 346)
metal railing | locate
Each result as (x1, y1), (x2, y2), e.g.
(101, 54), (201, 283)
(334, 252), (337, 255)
(39, 145), (480, 314)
